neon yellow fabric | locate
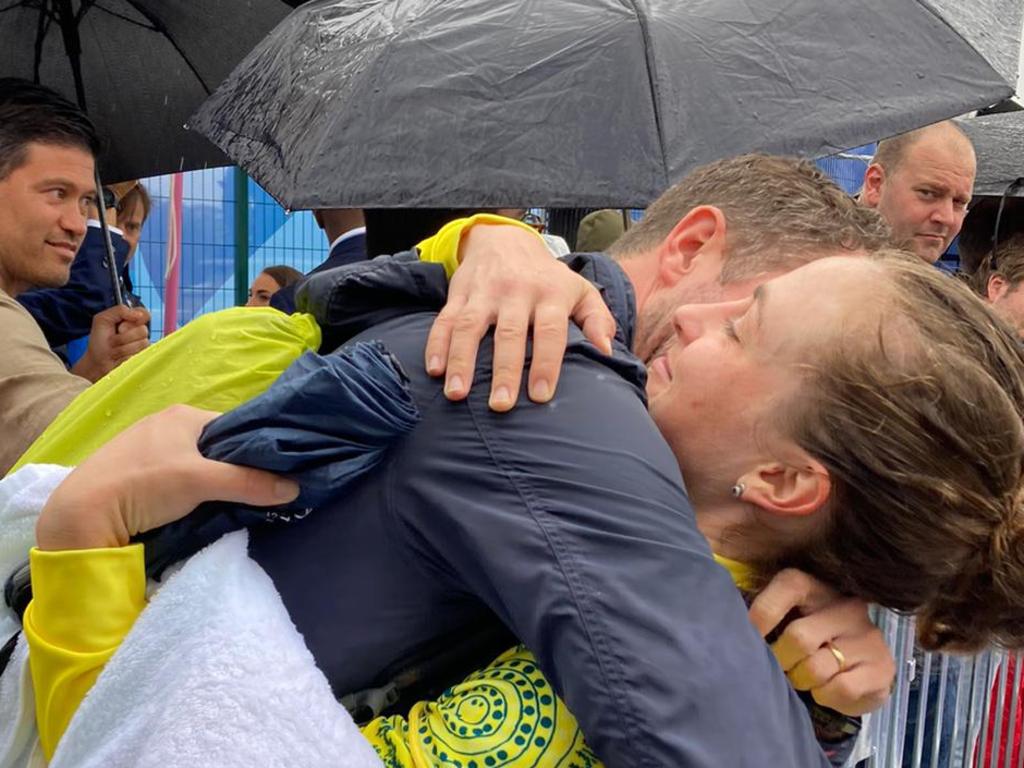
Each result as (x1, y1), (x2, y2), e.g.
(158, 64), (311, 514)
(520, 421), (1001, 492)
(13, 307), (321, 472)
(416, 214), (545, 279)
(23, 544), (145, 760)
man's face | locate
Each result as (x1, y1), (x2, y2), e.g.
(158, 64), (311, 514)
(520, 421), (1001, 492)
(863, 137), (974, 263)
(989, 277), (1024, 338)
(118, 197), (145, 262)
(635, 263), (784, 364)
(646, 257), (881, 501)
(0, 142), (94, 296)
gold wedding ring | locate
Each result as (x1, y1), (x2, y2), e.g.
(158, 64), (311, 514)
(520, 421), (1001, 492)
(826, 641), (847, 673)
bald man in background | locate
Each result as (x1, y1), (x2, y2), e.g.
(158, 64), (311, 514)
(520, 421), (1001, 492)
(860, 121), (976, 263)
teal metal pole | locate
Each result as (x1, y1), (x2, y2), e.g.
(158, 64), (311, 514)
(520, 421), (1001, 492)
(233, 167), (249, 306)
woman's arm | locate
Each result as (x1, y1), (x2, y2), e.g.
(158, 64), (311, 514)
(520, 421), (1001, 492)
(24, 405), (299, 759)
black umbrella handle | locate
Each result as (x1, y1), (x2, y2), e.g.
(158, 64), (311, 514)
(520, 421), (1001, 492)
(93, 169), (126, 307)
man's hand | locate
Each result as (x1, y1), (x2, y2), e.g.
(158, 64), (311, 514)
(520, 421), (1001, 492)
(748, 568), (895, 716)
(424, 223), (616, 412)
(36, 404), (299, 551)
(71, 305), (150, 382)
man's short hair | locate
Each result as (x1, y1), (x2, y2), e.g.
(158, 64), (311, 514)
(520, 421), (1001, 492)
(610, 154), (892, 282)
(967, 232), (1024, 297)
(0, 78), (101, 180)
(871, 120), (972, 175)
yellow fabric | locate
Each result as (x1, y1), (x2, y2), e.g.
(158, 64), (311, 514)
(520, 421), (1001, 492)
(13, 307), (321, 471)
(23, 544), (146, 760)
(714, 553), (757, 593)
(362, 554), (752, 767)
(416, 214), (545, 279)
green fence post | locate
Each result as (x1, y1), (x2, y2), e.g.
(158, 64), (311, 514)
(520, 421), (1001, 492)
(233, 167), (250, 306)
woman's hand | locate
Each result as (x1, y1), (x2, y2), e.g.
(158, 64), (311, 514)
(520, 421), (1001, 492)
(36, 405), (299, 551)
(748, 568), (896, 717)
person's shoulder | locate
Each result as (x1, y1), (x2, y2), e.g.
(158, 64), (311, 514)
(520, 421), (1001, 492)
(1, 291), (46, 332)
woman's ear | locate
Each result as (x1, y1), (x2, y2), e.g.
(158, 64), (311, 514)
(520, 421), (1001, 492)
(736, 456), (831, 518)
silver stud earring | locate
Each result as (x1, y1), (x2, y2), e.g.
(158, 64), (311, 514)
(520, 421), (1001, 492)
(730, 482), (745, 498)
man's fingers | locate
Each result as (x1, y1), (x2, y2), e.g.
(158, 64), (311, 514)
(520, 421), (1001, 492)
(112, 322), (149, 343)
(572, 284), (616, 356)
(111, 339), (149, 362)
(443, 300), (493, 400)
(488, 300), (531, 412)
(425, 297), (465, 377)
(748, 567), (840, 638)
(526, 303), (569, 404)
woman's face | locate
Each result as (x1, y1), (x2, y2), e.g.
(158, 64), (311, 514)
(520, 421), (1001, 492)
(646, 256), (884, 500)
(246, 272), (281, 307)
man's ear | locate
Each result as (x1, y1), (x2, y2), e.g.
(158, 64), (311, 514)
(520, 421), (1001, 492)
(655, 205), (728, 287)
(988, 274), (1011, 304)
(861, 164), (885, 208)
(737, 457), (831, 518)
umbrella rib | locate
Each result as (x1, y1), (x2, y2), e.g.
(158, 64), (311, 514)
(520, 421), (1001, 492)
(118, 0), (212, 93)
(74, 0), (94, 22)
(32, 2), (54, 82)
(622, 0), (668, 186)
(90, 2), (158, 31)
(0, 1), (29, 15)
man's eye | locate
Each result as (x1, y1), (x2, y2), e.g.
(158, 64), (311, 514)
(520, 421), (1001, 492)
(47, 188), (67, 200)
(918, 189), (938, 200)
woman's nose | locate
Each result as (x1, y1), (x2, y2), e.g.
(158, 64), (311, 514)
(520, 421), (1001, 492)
(672, 304), (708, 346)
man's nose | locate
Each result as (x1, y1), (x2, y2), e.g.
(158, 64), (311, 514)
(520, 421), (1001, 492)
(930, 199), (956, 228)
(60, 204), (88, 239)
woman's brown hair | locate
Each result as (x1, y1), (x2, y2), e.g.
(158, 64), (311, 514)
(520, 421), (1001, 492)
(773, 251), (1024, 652)
(260, 264), (304, 290)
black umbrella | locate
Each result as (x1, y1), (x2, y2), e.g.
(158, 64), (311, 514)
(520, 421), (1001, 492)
(957, 111), (1024, 197)
(191, 0), (1017, 210)
(1, 0), (291, 302)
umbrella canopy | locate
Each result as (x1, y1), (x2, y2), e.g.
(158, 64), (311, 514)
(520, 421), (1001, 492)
(192, 0), (1018, 209)
(0, 0), (291, 182)
(957, 111), (1024, 197)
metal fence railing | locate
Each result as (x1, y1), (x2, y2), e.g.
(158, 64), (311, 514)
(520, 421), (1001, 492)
(855, 611), (1022, 768)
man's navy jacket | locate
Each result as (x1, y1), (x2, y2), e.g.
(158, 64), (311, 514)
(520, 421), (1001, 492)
(270, 229), (368, 314)
(249, 251), (828, 768)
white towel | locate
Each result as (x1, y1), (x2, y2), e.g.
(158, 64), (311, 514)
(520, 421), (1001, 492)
(0, 465), (383, 768)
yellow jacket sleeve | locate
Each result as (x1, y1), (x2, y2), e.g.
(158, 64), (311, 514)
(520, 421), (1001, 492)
(416, 213), (544, 278)
(22, 544), (146, 760)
